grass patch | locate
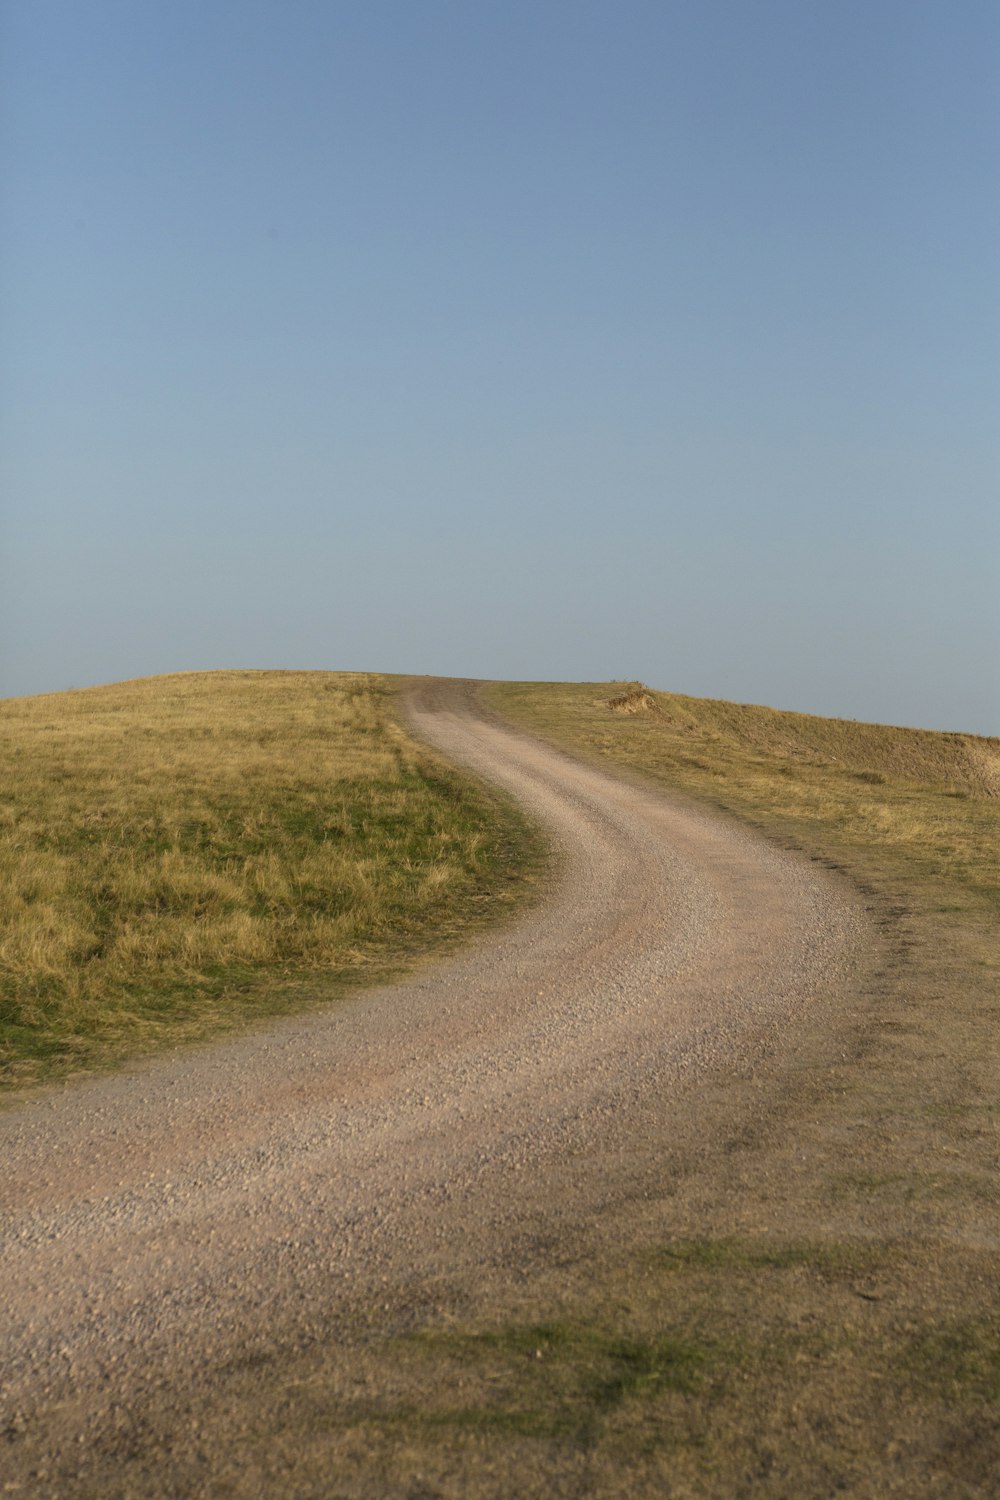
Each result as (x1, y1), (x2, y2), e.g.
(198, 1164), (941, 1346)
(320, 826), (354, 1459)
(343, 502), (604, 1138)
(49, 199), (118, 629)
(904, 1321), (1000, 1403)
(653, 1235), (886, 1278)
(386, 1317), (711, 1444)
(326, 1246), (998, 1484)
(0, 670), (546, 1089)
(485, 679), (999, 916)
(6, 674), (999, 1491)
(468, 678), (1000, 1492)
(420, 1319), (705, 1400)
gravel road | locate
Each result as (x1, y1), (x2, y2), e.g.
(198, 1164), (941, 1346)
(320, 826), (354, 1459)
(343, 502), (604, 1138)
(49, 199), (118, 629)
(0, 679), (870, 1495)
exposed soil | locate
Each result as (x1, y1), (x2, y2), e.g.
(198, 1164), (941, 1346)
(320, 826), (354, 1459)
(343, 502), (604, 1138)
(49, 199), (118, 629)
(0, 679), (893, 1496)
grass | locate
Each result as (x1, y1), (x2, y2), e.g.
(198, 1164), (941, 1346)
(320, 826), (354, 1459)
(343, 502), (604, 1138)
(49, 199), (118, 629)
(387, 1319), (710, 1443)
(6, 671), (999, 1493)
(430, 677), (999, 1494)
(175, 1225), (999, 1498)
(0, 670), (545, 1089)
(144, 679), (994, 1497)
(485, 679), (999, 917)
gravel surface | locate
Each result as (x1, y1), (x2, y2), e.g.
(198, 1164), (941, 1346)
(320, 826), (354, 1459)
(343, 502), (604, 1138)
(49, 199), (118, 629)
(0, 679), (870, 1495)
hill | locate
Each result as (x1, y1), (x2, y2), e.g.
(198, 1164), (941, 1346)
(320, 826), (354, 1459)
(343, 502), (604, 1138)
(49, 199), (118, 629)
(0, 671), (543, 1089)
(487, 679), (999, 915)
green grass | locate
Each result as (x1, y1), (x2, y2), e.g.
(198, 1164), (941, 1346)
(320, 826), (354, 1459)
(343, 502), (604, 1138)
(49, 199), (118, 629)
(259, 1238), (997, 1496)
(0, 670), (546, 1089)
(391, 1320), (709, 1442)
(203, 1225), (997, 1497)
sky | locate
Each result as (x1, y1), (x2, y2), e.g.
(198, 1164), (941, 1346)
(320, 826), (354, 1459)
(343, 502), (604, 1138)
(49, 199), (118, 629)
(2, 1), (998, 733)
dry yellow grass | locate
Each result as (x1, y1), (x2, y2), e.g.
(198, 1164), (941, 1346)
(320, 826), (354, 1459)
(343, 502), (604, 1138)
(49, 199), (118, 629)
(487, 679), (1000, 914)
(95, 680), (989, 1493)
(0, 671), (542, 1088)
(453, 678), (1000, 1493)
(4, 673), (998, 1487)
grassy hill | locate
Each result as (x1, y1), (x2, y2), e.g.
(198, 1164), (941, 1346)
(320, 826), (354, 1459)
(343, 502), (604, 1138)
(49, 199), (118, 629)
(0, 671), (543, 1090)
(3, 670), (997, 1488)
(488, 679), (999, 915)
(460, 677), (1000, 1494)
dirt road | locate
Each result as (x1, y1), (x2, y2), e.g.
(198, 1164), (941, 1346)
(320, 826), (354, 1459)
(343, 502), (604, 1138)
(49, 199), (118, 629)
(0, 679), (871, 1495)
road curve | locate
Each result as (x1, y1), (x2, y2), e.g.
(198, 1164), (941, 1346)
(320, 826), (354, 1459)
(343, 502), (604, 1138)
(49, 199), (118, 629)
(0, 678), (870, 1493)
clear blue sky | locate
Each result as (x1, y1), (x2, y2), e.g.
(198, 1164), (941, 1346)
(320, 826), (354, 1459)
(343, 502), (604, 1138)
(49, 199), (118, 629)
(3, 1), (998, 732)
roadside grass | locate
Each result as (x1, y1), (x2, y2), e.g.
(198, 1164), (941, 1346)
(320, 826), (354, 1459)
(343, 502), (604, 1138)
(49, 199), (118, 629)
(0, 671), (545, 1090)
(422, 677), (998, 1494)
(161, 681), (993, 1496)
(485, 679), (999, 918)
(31, 676), (998, 1496)
(387, 1319), (711, 1442)
(210, 1232), (999, 1497)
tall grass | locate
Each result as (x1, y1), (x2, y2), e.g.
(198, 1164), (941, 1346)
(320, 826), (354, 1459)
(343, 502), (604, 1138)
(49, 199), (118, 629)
(0, 671), (541, 1087)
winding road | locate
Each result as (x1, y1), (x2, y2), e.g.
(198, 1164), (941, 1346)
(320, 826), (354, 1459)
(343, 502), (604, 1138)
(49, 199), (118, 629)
(0, 679), (870, 1494)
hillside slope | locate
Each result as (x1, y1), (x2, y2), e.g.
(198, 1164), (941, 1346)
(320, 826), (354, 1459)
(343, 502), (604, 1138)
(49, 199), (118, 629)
(480, 676), (999, 1493)
(488, 679), (999, 912)
(0, 671), (543, 1089)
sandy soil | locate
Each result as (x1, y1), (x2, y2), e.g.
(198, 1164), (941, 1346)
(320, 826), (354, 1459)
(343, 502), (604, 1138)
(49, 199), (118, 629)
(0, 679), (873, 1496)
